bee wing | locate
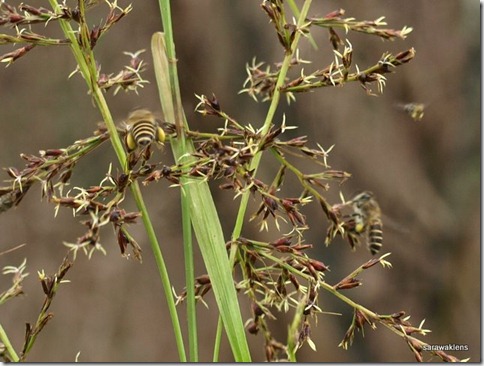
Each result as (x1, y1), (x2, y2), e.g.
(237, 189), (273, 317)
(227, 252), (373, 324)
(120, 120), (132, 131)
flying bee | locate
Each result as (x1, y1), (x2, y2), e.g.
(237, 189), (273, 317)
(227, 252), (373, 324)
(123, 109), (165, 168)
(396, 103), (425, 122)
(348, 191), (383, 255)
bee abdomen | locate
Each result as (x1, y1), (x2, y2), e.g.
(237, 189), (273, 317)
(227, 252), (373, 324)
(368, 219), (383, 255)
(132, 120), (157, 147)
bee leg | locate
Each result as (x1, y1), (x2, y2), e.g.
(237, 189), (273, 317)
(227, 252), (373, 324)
(125, 132), (137, 152)
(139, 146), (153, 167)
(156, 126), (166, 143)
(126, 151), (139, 171)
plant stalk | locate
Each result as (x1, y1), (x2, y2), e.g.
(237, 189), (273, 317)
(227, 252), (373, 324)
(153, 0), (252, 357)
(0, 323), (19, 362)
(231, 0), (313, 241)
(48, 0), (186, 361)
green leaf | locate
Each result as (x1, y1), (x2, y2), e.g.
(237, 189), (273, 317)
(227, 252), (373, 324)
(151, 31), (251, 362)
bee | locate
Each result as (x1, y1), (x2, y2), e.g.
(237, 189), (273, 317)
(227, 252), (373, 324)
(348, 191), (383, 255)
(396, 103), (425, 122)
(123, 109), (165, 168)
(124, 109), (165, 152)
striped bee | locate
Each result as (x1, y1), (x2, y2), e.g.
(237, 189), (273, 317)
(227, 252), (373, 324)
(124, 109), (165, 152)
(349, 191), (383, 255)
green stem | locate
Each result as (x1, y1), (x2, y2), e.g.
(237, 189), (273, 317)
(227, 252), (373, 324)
(0, 323), (19, 362)
(182, 195), (198, 362)
(157, 0), (184, 135)
(286, 294), (306, 361)
(129, 182), (187, 363)
(286, 0), (318, 50)
(231, 0), (313, 241)
(48, 0), (186, 361)
(212, 317), (223, 362)
(320, 281), (370, 312)
(270, 147), (333, 216)
(212, 1), (312, 360)
(152, 23), (251, 365)
(157, 1), (197, 361)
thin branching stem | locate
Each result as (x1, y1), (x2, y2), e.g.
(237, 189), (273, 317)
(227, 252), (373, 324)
(220, 2), (312, 361)
(270, 147), (334, 216)
(231, 0), (312, 238)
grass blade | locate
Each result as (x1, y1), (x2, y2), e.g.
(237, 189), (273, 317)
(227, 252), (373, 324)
(151, 31), (251, 362)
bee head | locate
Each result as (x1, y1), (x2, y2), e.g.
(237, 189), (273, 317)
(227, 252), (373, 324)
(351, 191), (374, 207)
(127, 109), (155, 122)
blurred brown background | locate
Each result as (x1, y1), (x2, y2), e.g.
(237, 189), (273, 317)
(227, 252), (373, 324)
(0, 0), (480, 362)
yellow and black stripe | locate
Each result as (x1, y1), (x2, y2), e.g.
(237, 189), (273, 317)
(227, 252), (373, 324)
(367, 218), (383, 255)
(125, 109), (165, 152)
(348, 191), (384, 255)
(128, 119), (157, 149)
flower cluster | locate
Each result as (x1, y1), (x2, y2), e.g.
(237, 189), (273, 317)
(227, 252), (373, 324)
(0, 2), (69, 27)
(189, 94), (349, 234)
(0, 127), (108, 213)
(280, 46), (415, 97)
(0, 124), (145, 261)
(59, 173), (144, 262)
(241, 3), (415, 103)
(1, 258), (29, 305)
(1, 1), (146, 92)
(261, 0), (310, 52)
(308, 8), (413, 41)
(175, 4), (468, 360)
(240, 51), (310, 103)
(20, 256), (72, 361)
(175, 234), (328, 361)
(340, 307), (469, 362)
(97, 50), (148, 95)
